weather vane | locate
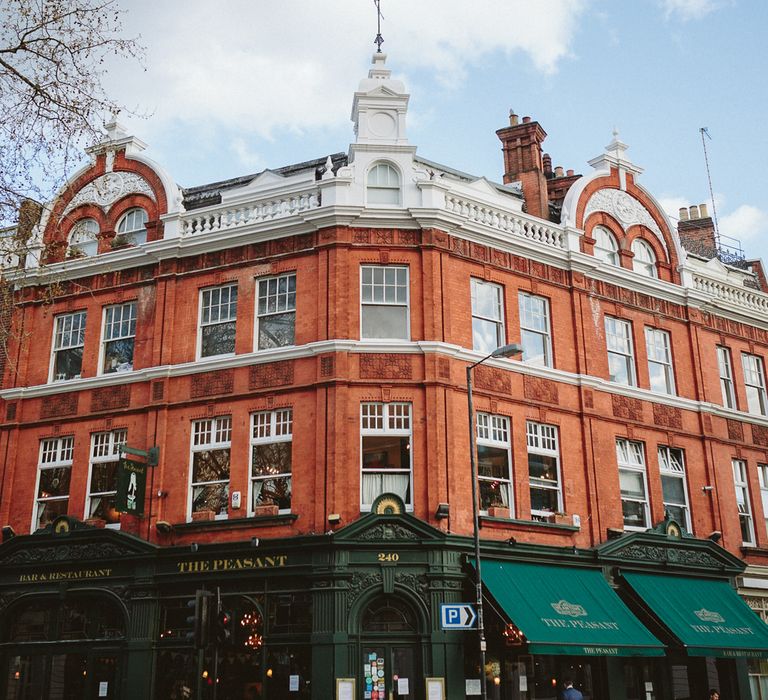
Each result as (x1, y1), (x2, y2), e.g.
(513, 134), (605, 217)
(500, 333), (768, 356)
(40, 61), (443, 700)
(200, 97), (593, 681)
(373, 0), (384, 53)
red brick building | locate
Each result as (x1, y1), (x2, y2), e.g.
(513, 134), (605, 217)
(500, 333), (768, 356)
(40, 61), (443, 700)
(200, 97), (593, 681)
(2, 53), (768, 700)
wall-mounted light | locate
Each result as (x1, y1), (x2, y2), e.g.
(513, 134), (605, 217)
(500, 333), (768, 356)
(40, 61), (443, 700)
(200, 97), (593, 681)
(155, 521), (173, 534)
(327, 513), (341, 525)
(435, 503), (450, 519)
(250, 537), (260, 548)
(702, 485), (714, 493)
(708, 531), (722, 543)
(606, 527), (624, 540)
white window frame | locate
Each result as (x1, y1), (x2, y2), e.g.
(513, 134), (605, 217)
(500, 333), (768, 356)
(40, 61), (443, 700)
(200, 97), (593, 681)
(526, 421), (562, 521)
(49, 310), (87, 382)
(658, 445), (691, 531)
(518, 292), (552, 367)
(470, 279), (505, 354)
(733, 459), (756, 546)
(99, 302), (137, 375)
(33, 436), (74, 531)
(188, 416), (232, 521)
(631, 239), (658, 278)
(605, 316), (636, 386)
(116, 207), (148, 245)
(255, 273), (296, 350)
(718, 346), (737, 410)
(593, 226), (619, 266)
(758, 464), (768, 540)
(197, 283), (238, 359)
(250, 409), (293, 514)
(360, 402), (413, 511)
(616, 438), (650, 531)
(366, 162), (401, 206)
(742, 353), (768, 416)
(69, 218), (99, 256)
(360, 265), (410, 341)
(645, 327), (675, 395)
(476, 413), (513, 516)
(85, 429), (127, 528)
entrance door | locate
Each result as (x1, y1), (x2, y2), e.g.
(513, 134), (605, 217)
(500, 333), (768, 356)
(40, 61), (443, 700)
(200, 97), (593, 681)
(361, 645), (417, 700)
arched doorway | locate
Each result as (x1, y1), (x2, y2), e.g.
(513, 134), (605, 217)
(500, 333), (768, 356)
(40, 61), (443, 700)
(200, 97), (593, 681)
(0, 593), (126, 699)
(358, 595), (423, 700)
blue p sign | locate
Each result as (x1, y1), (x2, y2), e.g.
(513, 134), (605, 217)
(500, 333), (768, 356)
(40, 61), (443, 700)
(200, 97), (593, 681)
(440, 603), (477, 629)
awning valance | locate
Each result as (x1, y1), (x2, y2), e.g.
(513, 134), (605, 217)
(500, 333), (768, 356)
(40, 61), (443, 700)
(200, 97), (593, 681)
(623, 572), (768, 658)
(479, 560), (664, 657)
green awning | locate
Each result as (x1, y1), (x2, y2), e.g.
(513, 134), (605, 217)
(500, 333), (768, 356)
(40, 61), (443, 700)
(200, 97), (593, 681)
(623, 572), (768, 658)
(479, 560), (664, 656)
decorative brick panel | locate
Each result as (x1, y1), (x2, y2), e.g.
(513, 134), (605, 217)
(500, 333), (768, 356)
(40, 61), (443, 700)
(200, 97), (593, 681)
(319, 356), (335, 378)
(374, 230), (394, 245)
(398, 231), (419, 245)
(359, 354), (413, 380)
(249, 361), (294, 389)
(523, 376), (559, 405)
(727, 419), (744, 442)
(470, 243), (488, 261)
(652, 403), (682, 430)
(191, 370), (234, 398)
(752, 424), (768, 447)
(473, 366), (511, 394)
(5, 402), (16, 421)
(438, 357), (451, 379)
(353, 230), (370, 244)
(91, 385), (131, 411)
(611, 395), (643, 421)
(41, 393), (78, 419)
(151, 380), (165, 401)
(583, 390), (594, 409)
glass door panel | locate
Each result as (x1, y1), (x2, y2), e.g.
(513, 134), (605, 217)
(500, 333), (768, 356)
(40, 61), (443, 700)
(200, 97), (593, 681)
(362, 646), (387, 700)
(391, 647), (415, 700)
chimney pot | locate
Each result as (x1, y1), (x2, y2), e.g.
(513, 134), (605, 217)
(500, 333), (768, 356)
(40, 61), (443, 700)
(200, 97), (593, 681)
(566, 169), (574, 177)
(689, 205), (700, 219)
(542, 153), (553, 175)
(509, 109), (519, 126)
(554, 166), (564, 178)
(679, 207), (689, 221)
(522, 116), (531, 124)
(699, 203), (709, 218)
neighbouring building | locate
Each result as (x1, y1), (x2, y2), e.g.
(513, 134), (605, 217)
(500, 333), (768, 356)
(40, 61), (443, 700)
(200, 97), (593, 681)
(3, 52), (768, 700)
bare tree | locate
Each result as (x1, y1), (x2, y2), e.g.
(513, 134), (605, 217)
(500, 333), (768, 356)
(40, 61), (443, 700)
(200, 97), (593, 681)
(0, 0), (144, 233)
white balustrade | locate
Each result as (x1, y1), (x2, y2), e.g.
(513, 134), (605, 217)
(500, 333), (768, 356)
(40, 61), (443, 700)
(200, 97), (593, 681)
(444, 194), (566, 249)
(692, 274), (768, 313)
(181, 189), (320, 236)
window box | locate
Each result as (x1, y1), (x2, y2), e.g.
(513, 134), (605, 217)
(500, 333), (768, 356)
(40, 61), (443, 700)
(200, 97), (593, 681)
(253, 504), (279, 517)
(191, 509), (216, 522)
(487, 506), (510, 519)
(553, 512), (571, 526)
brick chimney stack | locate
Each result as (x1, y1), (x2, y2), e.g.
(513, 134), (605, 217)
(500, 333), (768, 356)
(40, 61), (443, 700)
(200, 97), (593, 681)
(678, 203), (716, 258)
(496, 110), (549, 220)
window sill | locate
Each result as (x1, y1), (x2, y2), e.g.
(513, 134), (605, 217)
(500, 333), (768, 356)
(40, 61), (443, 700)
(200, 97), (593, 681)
(480, 515), (579, 533)
(175, 513), (297, 532)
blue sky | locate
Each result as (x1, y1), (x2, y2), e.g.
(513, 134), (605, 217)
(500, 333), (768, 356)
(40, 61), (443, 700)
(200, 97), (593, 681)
(109, 0), (768, 261)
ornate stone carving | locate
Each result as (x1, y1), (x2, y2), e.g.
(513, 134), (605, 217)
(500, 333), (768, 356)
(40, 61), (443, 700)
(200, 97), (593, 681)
(474, 365), (511, 394)
(346, 572), (382, 611)
(357, 523), (419, 542)
(584, 189), (667, 251)
(0, 541), (134, 566)
(63, 172), (155, 215)
(523, 376), (559, 404)
(451, 237), (469, 256)
(611, 394), (643, 421)
(470, 243), (487, 261)
(91, 385), (131, 411)
(249, 361), (294, 389)
(41, 393), (78, 419)
(394, 572), (429, 605)
(727, 419), (744, 442)
(652, 404), (682, 429)
(359, 354), (413, 380)
(618, 544), (720, 568)
(191, 370), (234, 398)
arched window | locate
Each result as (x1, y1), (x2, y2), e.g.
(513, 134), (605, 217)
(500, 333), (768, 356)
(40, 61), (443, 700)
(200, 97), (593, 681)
(631, 238), (658, 277)
(593, 226), (619, 266)
(69, 218), (99, 257)
(117, 208), (148, 245)
(362, 596), (417, 633)
(367, 163), (400, 205)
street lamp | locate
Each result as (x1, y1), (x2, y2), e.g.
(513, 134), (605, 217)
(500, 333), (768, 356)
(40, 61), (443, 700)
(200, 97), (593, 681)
(467, 342), (523, 700)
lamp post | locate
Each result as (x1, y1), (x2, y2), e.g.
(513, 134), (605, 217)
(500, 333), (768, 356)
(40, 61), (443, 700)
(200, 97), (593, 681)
(467, 343), (523, 700)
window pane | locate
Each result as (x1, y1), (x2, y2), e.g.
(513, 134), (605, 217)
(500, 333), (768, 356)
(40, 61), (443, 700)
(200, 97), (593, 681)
(192, 450), (231, 482)
(251, 443), (292, 477)
(362, 435), (410, 470)
(622, 500), (647, 528)
(361, 306), (408, 339)
(258, 313), (295, 349)
(38, 467), (71, 498)
(192, 483), (229, 515)
(661, 474), (686, 504)
(619, 470), (646, 498)
(521, 330), (548, 366)
(54, 348), (83, 380)
(530, 487), (559, 514)
(89, 494), (120, 524)
(90, 462), (118, 493)
(477, 445), (509, 479)
(36, 499), (68, 528)
(201, 322), (236, 356)
(103, 338), (134, 373)
(528, 453), (558, 482)
(252, 476), (292, 510)
(608, 352), (631, 385)
(472, 317), (502, 355)
(480, 480), (510, 510)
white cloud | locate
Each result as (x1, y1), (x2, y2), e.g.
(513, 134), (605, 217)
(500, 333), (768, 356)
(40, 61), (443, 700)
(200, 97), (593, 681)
(719, 205), (768, 242)
(109, 0), (589, 141)
(230, 138), (265, 172)
(659, 0), (722, 21)
(659, 196), (692, 221)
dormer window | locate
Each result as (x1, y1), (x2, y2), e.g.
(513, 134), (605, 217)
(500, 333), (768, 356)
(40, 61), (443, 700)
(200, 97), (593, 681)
(69, 218), (99, 257)
(593, 226), (619, 266)
(631, 239), (657, 277)
(367, 163), (400, 205)
(116, 208), (148, 245)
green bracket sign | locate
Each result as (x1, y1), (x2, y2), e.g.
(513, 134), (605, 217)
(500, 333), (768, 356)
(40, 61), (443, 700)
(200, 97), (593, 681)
(115, 446), (160, 515)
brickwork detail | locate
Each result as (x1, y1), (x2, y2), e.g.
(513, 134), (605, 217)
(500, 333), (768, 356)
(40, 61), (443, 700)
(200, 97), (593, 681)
(5, 402), (16, 421)
(353, 230), (370, 243)
(91, 385), (131, 411)
(752, 424), (768, 447)
(249, 361), (294, 389)
(652, 403), (682, 430)
(40, 393), (78, 419)
(398, 231), (419, 245)
(727, 419), (744, 442)
(611, 394), (643, 421)
(151, 381), (165, 401)
(319, 356), (335, 378)
(438, 357), (451, 379)
(583, 390), (594, 409)
(473, 366), (511, 394)
(359, 354), (413, 380)
(523, 376), (559, 404)
(191, 370), (234, 398)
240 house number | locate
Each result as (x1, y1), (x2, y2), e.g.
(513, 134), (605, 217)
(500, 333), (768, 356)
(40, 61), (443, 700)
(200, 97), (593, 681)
(377, 553), (400, 562)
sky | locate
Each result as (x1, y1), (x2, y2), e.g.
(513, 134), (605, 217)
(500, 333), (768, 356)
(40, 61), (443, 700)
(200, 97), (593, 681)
(105, 0), (768, 263)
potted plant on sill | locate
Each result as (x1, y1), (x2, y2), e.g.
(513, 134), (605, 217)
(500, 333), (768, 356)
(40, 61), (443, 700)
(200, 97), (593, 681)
(487, 505), (511, 519)
(110, 233), (133, 250)
(191, 509), (216, 522)
(553, 512), (571, 526)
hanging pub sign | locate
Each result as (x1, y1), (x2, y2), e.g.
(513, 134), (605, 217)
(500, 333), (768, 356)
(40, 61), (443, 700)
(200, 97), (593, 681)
(115, 458), (148, 515)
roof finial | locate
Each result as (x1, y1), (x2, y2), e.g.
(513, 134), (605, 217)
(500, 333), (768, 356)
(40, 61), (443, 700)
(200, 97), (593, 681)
(373, 0), (384, 53)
